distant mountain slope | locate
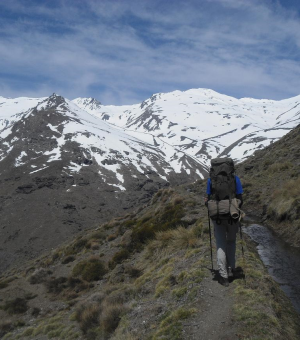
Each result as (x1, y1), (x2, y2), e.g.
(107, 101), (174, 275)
(237, 124), (300, 247)
(73, 89), (300, 165)
(0, 96), (45, 133)
(0, 94), (204, 273)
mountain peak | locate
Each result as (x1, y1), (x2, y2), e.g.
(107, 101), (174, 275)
(36, 93), (67, 111)
(72, 97), (102, 110)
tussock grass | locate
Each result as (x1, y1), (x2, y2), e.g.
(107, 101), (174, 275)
(152, 307), (197, 340)
(111, 331), (139, 340)
(65, 237), (89, 255)
(268, 161), (292, 173)
(0, 321), (13, 338)
(172, 287), (187, 299)
(104, 285), (137, 305)
(44, 275), (88, 297)
(74, 296), (129, 338)
(131, 200), (187, 246)
(28, 268), (51, 284)
(155, 274), (173, 297)
(109, 248), (130, 269)
(45, 277), (68, 294)
(72, 257), (106, 282)
(2, 298), (28, 315)
(61, 255), (75, 264)
(17, 314), (79, 339)
(268, 177), (300, 222)
(0, 277), (16, 290)
(75, 302), (102, 334)
(100, 302), (128, 334)
(233, 239), (300, 339)
(146, 224), (203, 260)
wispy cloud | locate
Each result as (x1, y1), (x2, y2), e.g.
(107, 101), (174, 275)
(0, 0), (299, 104)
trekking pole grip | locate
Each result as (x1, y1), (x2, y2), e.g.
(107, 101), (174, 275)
(208, 211), (214, 271)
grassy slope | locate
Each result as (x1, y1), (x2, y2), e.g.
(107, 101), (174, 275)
(0, 184), (299, 340)
(236, 124), (300, 247)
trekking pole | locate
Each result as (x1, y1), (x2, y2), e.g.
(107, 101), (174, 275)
(207, 211), (214, 272)
(239, 223), (247, 284)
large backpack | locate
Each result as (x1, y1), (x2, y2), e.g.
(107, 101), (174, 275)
(210, 158), (236, 201)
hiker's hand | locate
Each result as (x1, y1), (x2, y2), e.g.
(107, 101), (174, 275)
(204, 197), (208, 206)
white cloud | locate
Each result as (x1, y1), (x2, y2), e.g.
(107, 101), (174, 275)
(0, 0), (299, 104)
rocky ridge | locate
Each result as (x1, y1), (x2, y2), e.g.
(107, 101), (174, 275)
(0, 94), (203, 273)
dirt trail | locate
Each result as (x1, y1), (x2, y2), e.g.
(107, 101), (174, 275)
(182, 265), (239, 340)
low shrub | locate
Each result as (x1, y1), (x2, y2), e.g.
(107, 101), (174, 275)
(152, 307), (197, 339)
(29, 268), (50, 284)
(75, 303), (102, 334)
(65, 237), (88, 255)
(125, 265), (142, 278)
(0, 281), (9, 290)
(172, 195), (184, 205)
(269, 162), (292, 173)
(109, 249), (130, 269)
(172, 287), (187, 299)
(45, 277), (68, 294)
(124, 219), (136, 228)
(72, 257), (106, 282)
(3, 297), (28, 314)
(89, 230), (106, 240)
(31, 307), (40, 317)
(268, 177), (300, 221)
(147, 225), (201, 258)
(62, 255), (75, 264)
(87, 241), (100, 250)
(0, 321), (13, 338)
(131, 202), (186, 246)
(100, 303), (128, 334)
(107, 233), (118, 242)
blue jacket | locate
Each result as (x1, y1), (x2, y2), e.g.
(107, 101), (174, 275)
(206, 175), (243, 195)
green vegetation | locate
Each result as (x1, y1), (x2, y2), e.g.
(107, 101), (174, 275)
(65, 237), (89, 255)
(131, 199), (187, 246)
(236, 125), (300, 247)
(45, 277), (68, 294)
(29, 268), (50, 284)
(233, 240), (300, 339)
(268, 177), (300, 222)
(61, 255), (75, 264)
(1, 180), (300, 340)
(75, 302), (102, 334)
(100, 303), (128, 334)
(172, 287), (187, 299)
(152, 307), (197, 340)
(14, 314), (80, 340)
(74, 298), (128, 339)
(72, 257), (106, 282)
(0, 277), (16, 290)
(2, 298), (28, 315)
(109, 248), (131, 269)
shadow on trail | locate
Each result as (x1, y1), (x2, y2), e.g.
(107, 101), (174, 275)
(204, 266), (245, 285)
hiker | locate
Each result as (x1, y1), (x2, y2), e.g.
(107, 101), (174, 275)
(205, 158), (243, 287)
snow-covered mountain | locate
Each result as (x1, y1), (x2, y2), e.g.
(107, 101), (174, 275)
(0, 93), (201, 272)
(1, 89), (300, 189)
(1, 88), (299, 273)
(73, 89), (300, 166)
(0, 94), (205, 186)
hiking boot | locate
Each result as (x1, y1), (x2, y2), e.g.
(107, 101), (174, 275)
(218, 276), (229, 287)
(232, 267), (245, 279)
(228, 267), (233, 278)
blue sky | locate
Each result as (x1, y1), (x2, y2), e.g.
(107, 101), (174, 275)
(0, 0), (300, 105)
